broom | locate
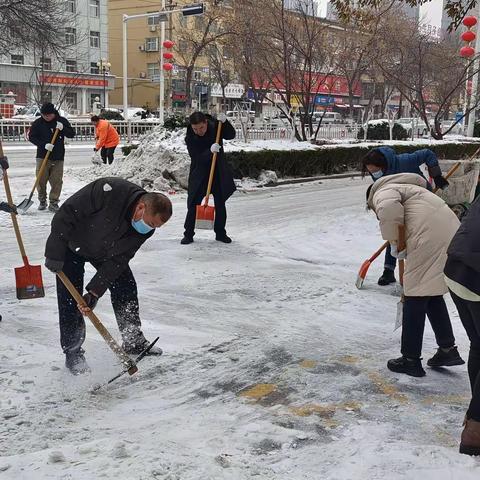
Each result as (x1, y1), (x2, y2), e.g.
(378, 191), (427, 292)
(195, 120), (223, 230)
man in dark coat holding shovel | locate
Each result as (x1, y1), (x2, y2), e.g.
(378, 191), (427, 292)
(181, 111), (236, 245)
(44, 177), (172, 374)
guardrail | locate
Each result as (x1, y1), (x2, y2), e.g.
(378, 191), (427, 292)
(0, 119), (162, 142)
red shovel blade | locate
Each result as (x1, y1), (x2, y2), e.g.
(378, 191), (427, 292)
(355, 259), (372, 290)
(195, 204), (215, 230)
(14, 260), (45, 300)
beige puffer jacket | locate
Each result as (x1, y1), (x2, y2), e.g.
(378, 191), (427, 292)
(367, 173), (460, 296)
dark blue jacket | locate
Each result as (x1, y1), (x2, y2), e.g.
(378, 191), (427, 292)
(374, 147), (441, 178)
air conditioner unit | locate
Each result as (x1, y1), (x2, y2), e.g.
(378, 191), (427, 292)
(139, 45), (145, 51)
(149, 25), (157, 32)
(139, 72), (147, 79)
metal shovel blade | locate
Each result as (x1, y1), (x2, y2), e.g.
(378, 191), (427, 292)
(355, 259), (371, 290)
(17, 198), (34, 214)
(14, 262), (45, 299)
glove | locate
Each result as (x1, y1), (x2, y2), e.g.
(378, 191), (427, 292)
(391, 244), (407, 260)
(93, 148), (98, 152)
(45, 258), (64, 272)
(210, 143), (221, 153)
(0, 202), (16, 214)
(217, 113), (227, 123)
(56, 121), (64, 131)
(82, 292), (98, 311)
(0, 156), (9, 170)
(45, 143), (54, 152)
(434, 175), (449, 190)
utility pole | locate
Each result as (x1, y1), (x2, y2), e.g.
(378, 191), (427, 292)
(468, 4), (480, 137)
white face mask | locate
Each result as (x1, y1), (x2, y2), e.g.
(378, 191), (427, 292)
(371, 170), (384, 180)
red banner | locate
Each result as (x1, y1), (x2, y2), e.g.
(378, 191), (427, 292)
(39, 75), (107, 87)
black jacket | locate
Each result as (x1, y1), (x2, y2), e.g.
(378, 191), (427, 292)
(45, 178), (154, 297)
(185, 116), (236, 207)
(28, 112), (75, 161)
(445, 196), (480, 295)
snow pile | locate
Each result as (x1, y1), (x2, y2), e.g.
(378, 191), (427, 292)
(235, 169), (279, 190)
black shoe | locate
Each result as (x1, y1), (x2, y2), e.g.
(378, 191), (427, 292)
(378, 268), (396, 286)
(427, 346), (465, 367)
(38, 202), (47, 211)
(123, 338), (163, 356)
(216, 234), (232, 244)
(65, 351), (90, 375)
(48, 203), (59, 213)
(387, 356), (426, 377)
(180, 235), (194, 245)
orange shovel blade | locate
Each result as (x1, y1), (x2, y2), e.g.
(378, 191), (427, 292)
(14, 260), (45, 300)
(355, 259), (372, 290)
(195, 204), (215, 230)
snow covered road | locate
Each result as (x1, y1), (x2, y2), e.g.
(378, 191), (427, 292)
(0, 147), (479, 479)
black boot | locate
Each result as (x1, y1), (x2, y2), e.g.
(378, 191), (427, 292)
(181, 235), (194, 245)
(123, 337), (163, 356)
(387, 356), (426, 377)
(378, 268), (396, 286)
(38, 202), (47, 211)
(65, 351), (90, 375)
(427, 346), (465, 367)
(216, 234), (232, 244)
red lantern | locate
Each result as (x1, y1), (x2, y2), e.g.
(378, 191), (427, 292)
(163, 40), (174, 49)
(460, 46), (476, 57)
(462, 30), (476, 42)
(463, 16), (478, 27)
(163, 62), (173, 71)
(163, 52), (174, 60)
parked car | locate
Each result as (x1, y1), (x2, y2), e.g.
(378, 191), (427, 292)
(397, 117), (429, 137)
(439, 119), (464, 135)
(312, 111), (343, 124)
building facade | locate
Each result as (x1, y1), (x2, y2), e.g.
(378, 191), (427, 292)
(0, 0), (113, 115)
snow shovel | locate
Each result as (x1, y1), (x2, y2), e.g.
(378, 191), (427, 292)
(56, 271), (138, 375)
(17, 127), (60, 213)
(356, 160), (463, 289)
(195, 120), (223, 230)
(0, 143), (45, 300)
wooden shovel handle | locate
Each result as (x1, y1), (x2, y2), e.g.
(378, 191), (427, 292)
(0, 140), (28, 262)
(56, 271), (137, 374)
(203, 121), (224, 207)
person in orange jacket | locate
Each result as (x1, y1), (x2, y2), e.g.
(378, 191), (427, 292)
(90, 115), (120, 165)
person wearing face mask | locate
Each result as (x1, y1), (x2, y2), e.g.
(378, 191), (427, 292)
(181, 111), (236, 245)
(362, 147), (449, 287)
(43, 177), (172, 374)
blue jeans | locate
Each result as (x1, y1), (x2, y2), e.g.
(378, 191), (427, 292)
(385, 244), (397, 271)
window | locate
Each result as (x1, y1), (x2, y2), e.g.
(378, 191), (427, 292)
(147, 62), (160, 79)
(65, 0), (75, 13)
(11, 54), (24, 65)
(148, 13), (160, 25)
(195, 16), (205, 29)
(145, 37), (159, 52)
(66, 59), (77, 72)
(65, 91), (77, 110)
(40, 57), (52, 71)
(89, 0), (99, 17)
(90, 62), (100, 74)
(90, 31), (100, 49)
(65, 27), (76, 46)
(193, 70), (202, 81)
(179, 40), (189, 52)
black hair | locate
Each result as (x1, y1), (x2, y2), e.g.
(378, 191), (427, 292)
(361, 149), (387, 177)
(365, 185), (373, 210)
(141, 193), (173, 222)
(189, 111), (207, 125)
(90, 115), (100, 122)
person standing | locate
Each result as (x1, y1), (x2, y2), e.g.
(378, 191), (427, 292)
(181, 112), (236, 245)
(367, 173), (463, 377)
(28, 103), (75, 212)
(445, 197), (480, 455)
(362, 147), (449, 286)
(44, 177), (172, 374)
(90, 115), (120, 165)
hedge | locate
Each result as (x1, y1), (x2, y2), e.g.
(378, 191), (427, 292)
(225, 142), (480, 179)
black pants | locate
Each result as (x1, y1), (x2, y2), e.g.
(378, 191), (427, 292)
(401, 295), (456, 359)
(101, 146), (116, 165)
(57, 249), (143, 354)
(384, 244), (397, 271)
(184, 185), (227, 237)
(450, 291), (480, 421)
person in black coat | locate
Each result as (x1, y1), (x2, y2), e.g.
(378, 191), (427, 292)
(44, 177), (172, 374)
(28, 103), (75, 212)
(445, 197), (480, 455)
(181, 111), (236, 244)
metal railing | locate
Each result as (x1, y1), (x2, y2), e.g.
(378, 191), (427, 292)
(0, 119), (163, 142)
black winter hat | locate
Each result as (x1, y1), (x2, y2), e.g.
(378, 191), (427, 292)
(40, 102), (56, 114)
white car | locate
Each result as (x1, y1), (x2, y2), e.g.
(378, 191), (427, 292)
(397, 118), (429, 137)
(439, 119), (464, 135)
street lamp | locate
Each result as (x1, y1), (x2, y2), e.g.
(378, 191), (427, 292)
(97, 58), (111, 109)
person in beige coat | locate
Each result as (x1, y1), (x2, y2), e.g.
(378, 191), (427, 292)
(367, 173), (464, 377)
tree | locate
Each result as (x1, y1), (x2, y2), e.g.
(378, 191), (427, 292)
(207, 44), (232, 109)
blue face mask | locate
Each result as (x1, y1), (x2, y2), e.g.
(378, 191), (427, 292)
(131, 216), (154, 235)
(371, 170), (384, 180)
